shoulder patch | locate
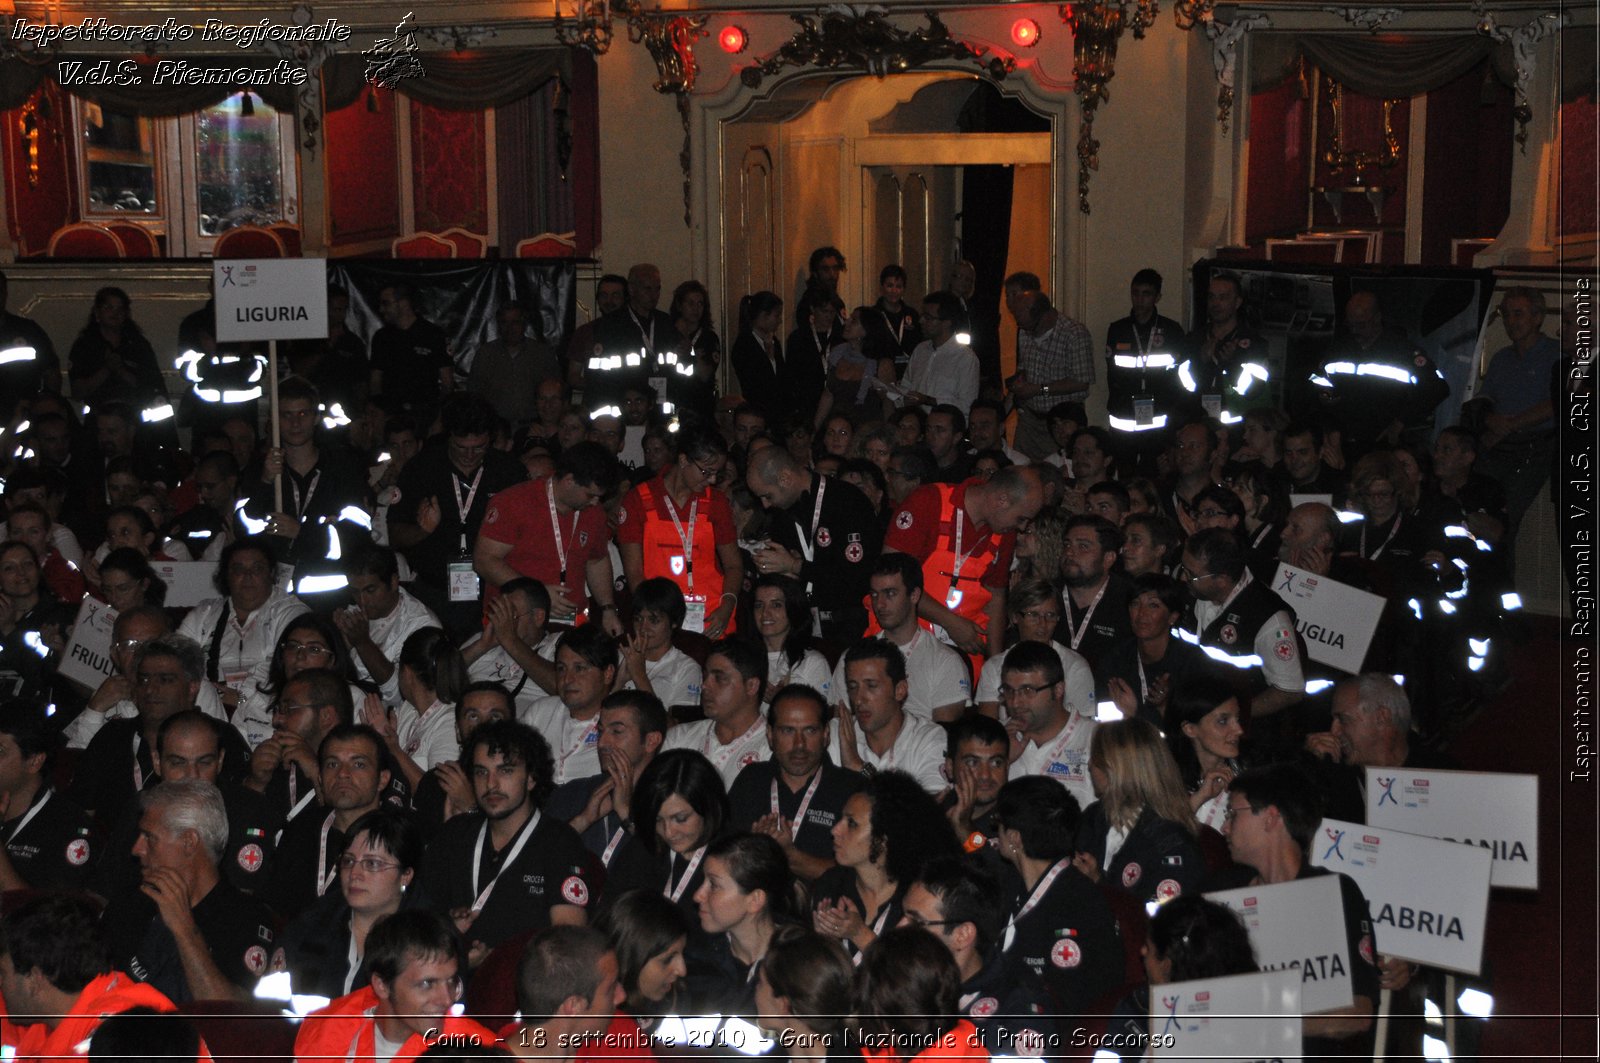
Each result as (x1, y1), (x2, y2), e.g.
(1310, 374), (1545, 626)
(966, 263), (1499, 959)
(1050, 938), (1082, 969)
(237, 843), (264, 873)
(1121, 862), (1143, 888)
(561, 875), (590, 906)
(1155, 878), (1182, 901)
(244, 945), (268, 975)
(1274, 639), (1296, 661)
(65, 838), (91, 866)
(896, 510), (914, 530)
(617, 504), (628, 525)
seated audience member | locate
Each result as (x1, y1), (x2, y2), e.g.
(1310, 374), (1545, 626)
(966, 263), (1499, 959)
(94, 547), (165, 612)
(829, 640), (948, 792)
(271, 808), (424, 999)
(65, 606), (227, 751)
(1097, 572), (1213, 727)
(166, 450), (242, 561)
(335, 542), (441, 705)
(363, 626), (466, 791)
(596, 888), (693, 1036)
(611, 749), (730, 926)
(546, 690), (665, 879)
(1002, 640), (1098, 811)
(663, 638), (772, 789)
(687, 832), (804, 1015)
(245, 666), (362, 825)
(420, 720), (594, 961)
(1085, 480), (1131, 526)
(619, 578), (704, 711)
(522, 625), (621, 786)
(853, 927), (989, 1062)
(1165, 676), (1248, 835)
(1301, 673), (1456, 823)
(975, 581), (1094, 721)
(0, 539), (76, 700)
(992, 776), (1121, 1016)
(1054, 515), (1134, 669)
(0, 704), (96, 891)
(5, 501), (87, 603)
(753, 926), (854, 1061)
(752, 576), (832, 700)
(1011, 510), (1065, 591)
(1221, 460), (1285, 563)
(811, 769), (959, 962)
(1118, 512), (1177, 579)
(294, 910), (493, 1063)
(729, 684), (866, 881)
(409, 682), (514, 830)
(0, 894), (186, 1059)
(462, 577), (560, 707)
(503, 926), (624, 1062)
(231, 613), (361, 750)
(176, 536), (309, 712)
(102, 780), (278, 1003)
(1071, 719), (1206, 905)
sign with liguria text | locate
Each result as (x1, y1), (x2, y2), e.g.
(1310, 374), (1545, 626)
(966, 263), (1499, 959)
(214, 258), (328, 341)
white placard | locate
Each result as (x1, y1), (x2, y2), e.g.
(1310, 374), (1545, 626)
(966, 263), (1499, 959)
(59, 598), (117, 692)
(1310, 818), (1492, 974)
(1205, 874), (1354, 1013)
(1364, 767), (1539, 889)
(214, 259), (329, 342)
(1270, 563), (1386, 674)
(1150, 969), (1302, 1061)
(1290, 493), (1335, 510)
(150, 560), (221, 608)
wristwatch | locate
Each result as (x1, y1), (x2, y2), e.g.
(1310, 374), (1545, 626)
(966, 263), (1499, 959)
(1041, 384), (1052, 396)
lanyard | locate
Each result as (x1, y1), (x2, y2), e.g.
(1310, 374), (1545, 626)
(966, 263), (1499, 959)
(344, 927), (361, 996)
(601, 823), (628, 867)
(132, 733), (145, 792)
(662, 494), (700, 592)
(1135, 653), (1150, 702)
(555, 717), (601, 781)
(948, 507), (987, 586)
(1194, 574), (1250, 641)
(665, 845), (705, 903)
(881, 307), (906, 345)
(290, 469), (321, 521)
(629, 308), (655, 352)
(316, 812), (339, 896)
(1360, 513), (1403, 560)
(470, 811), (541, 912)
(1001, 858), (1073, 952)
(1131, 319), (1165, 358)
(547, 480), (580, 583)
(286, 771), (317, 824)
(1066, 579), (1109, 651)
(452, 466), (485, 552)
(704, 717), (765, 769)
(771, 771), (823, 840)
(3, 790), (51, 848)
(793, 478), (828, 565)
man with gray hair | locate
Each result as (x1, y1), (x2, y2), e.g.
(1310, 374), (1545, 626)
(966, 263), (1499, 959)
(506, 925), (622, 1061)
(66, 634), (249, 818)
(1303, 673), (1456, 822)
(103, 779), (276, 1004)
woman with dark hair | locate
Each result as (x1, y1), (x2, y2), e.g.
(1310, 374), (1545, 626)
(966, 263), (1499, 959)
(67, 286), (165, 404)
(1098, 572), (1211, 728)
(1165, 676), (1247, 834)
(268, 808), (424, 999)
(363, 626), (466, 788)
(1220, 460), (1284, 564)
(233, 614), (361, 749)
(93, 504), (188, 565)
(598, 888), (693, 1031)
(1073, 719), (1205, 906)
(668, 280), (721, 422)
(813, 770), (959, 961)
(853, 927), (987, 1063)
(687, 833), (806, 1015)
(620, 577), (704, 712)
(751, 575), (830, 702)
(755, 926), (854, 1063)
(1104, 896), (1257, 1061)
(176, 535), (310, 710)
(95, 547), (166, 611)
(618, 749), (731, 925)
(732, 292), (787, 424)
(993, 776), (1121, 1016)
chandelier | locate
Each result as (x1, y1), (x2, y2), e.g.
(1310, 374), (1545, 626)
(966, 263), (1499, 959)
(0, 0), (64, 65)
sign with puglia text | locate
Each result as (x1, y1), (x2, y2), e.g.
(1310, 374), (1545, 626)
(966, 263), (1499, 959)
(214, 258), (328, 341)
(1271, 563), (1386, 674)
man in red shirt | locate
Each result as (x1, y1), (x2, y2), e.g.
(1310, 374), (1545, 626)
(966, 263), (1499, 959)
(475, 441), (624, 633)
(617, 426), (743, 638)
(883, 465), (1044, 671)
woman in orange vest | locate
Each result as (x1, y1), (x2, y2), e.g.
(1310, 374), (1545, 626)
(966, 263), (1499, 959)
(618, 426), (744, 638)
(855, 927), (990, 1063)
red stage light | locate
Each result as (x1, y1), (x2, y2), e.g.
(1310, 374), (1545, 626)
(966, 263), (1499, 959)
(719, 25), (748, 54)
(1011, 18), (1041, 48)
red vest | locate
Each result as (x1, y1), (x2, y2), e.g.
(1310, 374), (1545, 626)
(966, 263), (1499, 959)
(634, 480), (733, 631)
(295, 987), (496, 1063)
(5, 972), (196, 1063)
(863, 1019), (989, 1063)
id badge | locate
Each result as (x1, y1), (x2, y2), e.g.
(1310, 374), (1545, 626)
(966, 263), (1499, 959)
(448, 558), (480, 602)
(1134, 397), (1155, 426)
(224, 671), (250, 699)
(649, 376), (668, 404)
(946, 588), (964, 610)
(1201, 394), (1223, 419)
(683, 594), (709, 634)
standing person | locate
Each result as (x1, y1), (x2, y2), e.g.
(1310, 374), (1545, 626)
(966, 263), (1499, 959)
(0, 269), (57, 402)
(666, 279), (722, 423)
(1005, 276), (1094, 461)
(565, 273), (629, 388)
(862, 265), (923, 381)
(618, 426), (744, 638)
(746, 445), (882, 642)
(1104, 269), (1185, 453)
(1310, 291), (1449, 459)
(388, 394), (528, 636)
(368, 283), (453, 418)
(467, 301), (560, 429)
(1179, 272), (1269, 426)
(589, 264), (677, 422)
(732, 292), (789, 425)
(785, 288), (842, 430)
(900, 292), (979, 416)
(475, 440), (624, 627)
(66, 287), (165, 407)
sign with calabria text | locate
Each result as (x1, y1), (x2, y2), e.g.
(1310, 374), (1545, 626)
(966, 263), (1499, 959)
(1310, 817), (1492, 974)
(1271, 562), (1385, 674)
(1364, 767), (1539, 889)
(1150, 968), (1302, 1061)
(214, 259), (329, 341)
(1205, 874), (1354, 1013)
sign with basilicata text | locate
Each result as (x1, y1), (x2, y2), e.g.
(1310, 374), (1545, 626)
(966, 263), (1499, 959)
(1271, 563), (1385, 674)
(59, 597), (117, 693)
(1150, 969), (1302, 1061)
(1205, 874), (1353, 1013)
(1364, 767), (1538, 889)
(1310, 818), (1492, 973)
(214, 259), (328, 341)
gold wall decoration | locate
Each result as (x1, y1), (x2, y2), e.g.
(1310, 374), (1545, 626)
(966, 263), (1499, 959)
(1321, 78), (1402, 178)
(738, 9), (1012, 90)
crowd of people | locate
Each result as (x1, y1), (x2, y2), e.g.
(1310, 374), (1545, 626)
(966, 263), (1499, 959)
(0, 252), (1571, 1062)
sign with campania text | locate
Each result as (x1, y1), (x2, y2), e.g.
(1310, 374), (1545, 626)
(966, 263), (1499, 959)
(1150, 969), (1302, 1061)
(1364, 767), (1539, 889)
(1310, 818), (1492, 973)
(1205, 874), (1354, 1013)
(214, 259), (328, 342)
(1271, 563), (1385, 674)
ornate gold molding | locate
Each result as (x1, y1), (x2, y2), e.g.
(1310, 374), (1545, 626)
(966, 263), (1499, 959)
(1321, 78), (1401, 177)
(1060, 0), (1157, 215)
(737, 8), (1012, 91)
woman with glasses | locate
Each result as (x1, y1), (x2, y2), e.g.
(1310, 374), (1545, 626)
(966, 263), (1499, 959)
(233, 614), (361, 749)
(1098, 573), (1211, 729)
(1346, 451), (1426, 572)
(974, 578), (1093, 721)
(618, 425), (745, 639)
(1164, 675), (1248, 834)
(752, 575), (831, 704)
(688, 833), (806, 1015)
(754, 926), (854, 1063)
(1072, 718), (1205, 906)
(813, 770), (958, 962)
(94, 548), (165, 612)
(268, 808), (424, 999)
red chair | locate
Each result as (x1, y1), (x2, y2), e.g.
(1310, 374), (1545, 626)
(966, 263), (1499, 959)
(1091, 882), (1151, 1013)
(438, 227), (489, 257)
(269, 223), (303, 256)
(213, 224), (287, 258)
(392, 232), (458, 258)
(177, 1000), (297, 1063)
(464, 927), (536, 1030)
(47, 222), (123, 258)
(514, 232), (578, 258)
(1197, 824), (1234, 873)
(105, 222), (161, 258)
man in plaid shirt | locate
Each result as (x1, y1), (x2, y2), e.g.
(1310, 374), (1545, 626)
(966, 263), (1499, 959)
(1004, 272), (1095, 461)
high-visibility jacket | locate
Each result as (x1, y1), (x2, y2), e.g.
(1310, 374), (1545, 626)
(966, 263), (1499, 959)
(3, 972), (198, 1063)
(294, 986), (496, 1063)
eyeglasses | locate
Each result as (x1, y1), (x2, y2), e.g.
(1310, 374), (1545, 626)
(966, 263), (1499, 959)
(1195, 509), (1229, 519)
(692, 460), (722, 480)
(113, 638), (149, 652)
(1016, 610), (1061, 623)
(1175, 564), (1217, 585)
(1000, 683), (1053, 699)
(283, 641), (332, 658)
(1222, 804), (1253, 823)
(339, 855), (401, 874)
(901, 912), (959, 929)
